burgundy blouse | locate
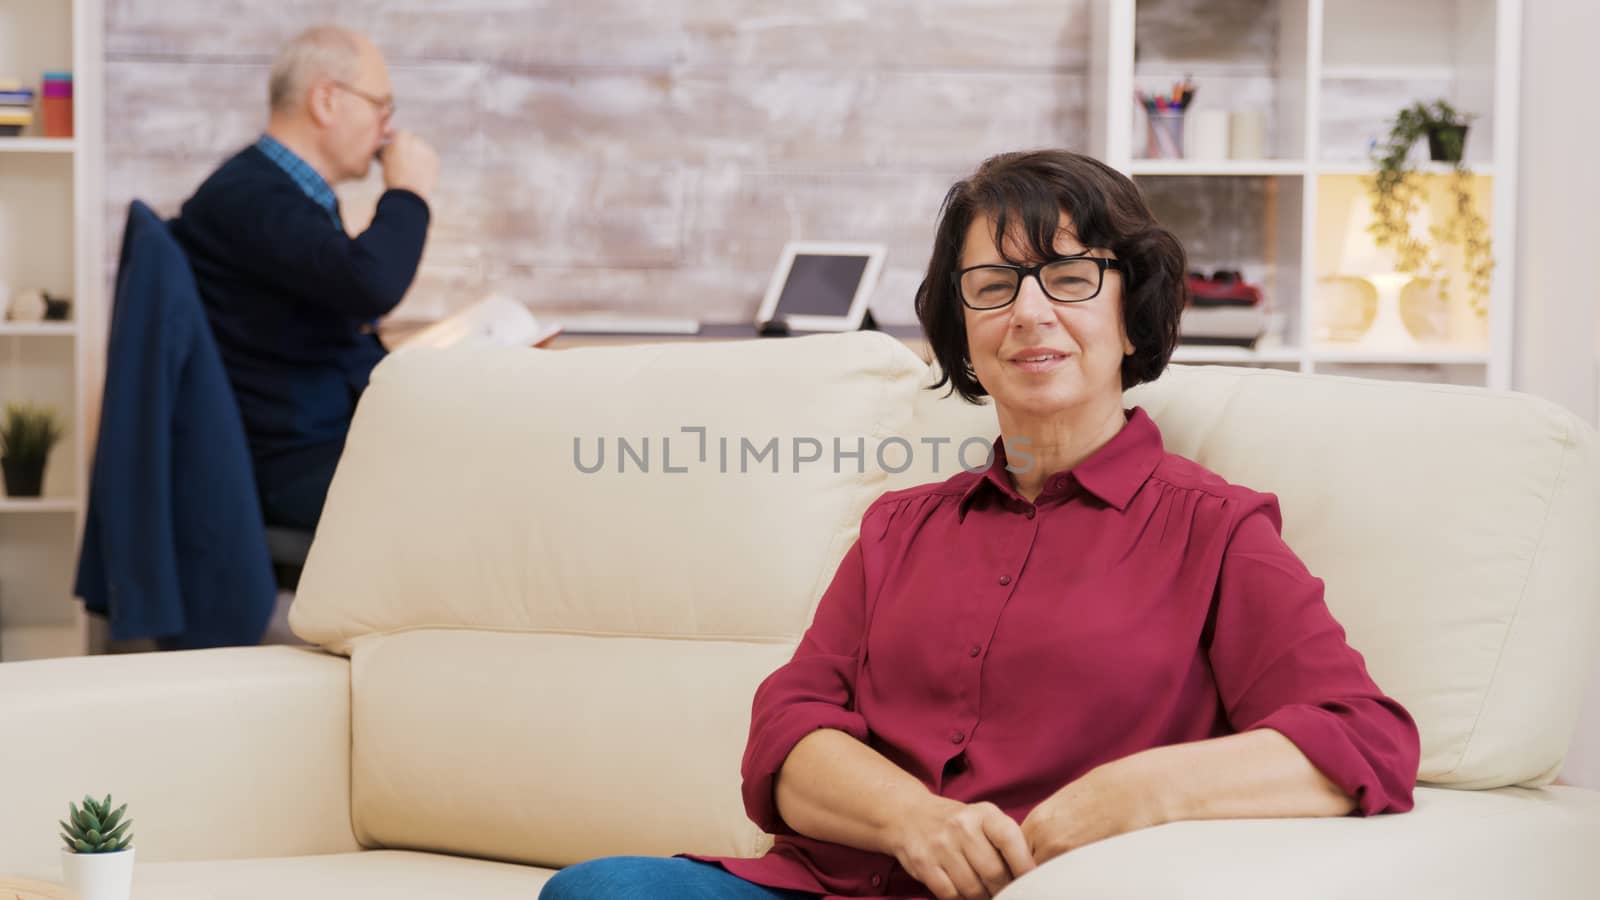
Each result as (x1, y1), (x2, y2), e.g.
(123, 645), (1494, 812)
(699, 408), (1420, 898)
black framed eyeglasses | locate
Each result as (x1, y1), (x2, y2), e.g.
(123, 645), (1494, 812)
(333, 81), (395, 120)
(954, 255), (1124, 310)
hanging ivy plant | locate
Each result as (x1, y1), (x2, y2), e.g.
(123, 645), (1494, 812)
(1367, 99), (1492, 318)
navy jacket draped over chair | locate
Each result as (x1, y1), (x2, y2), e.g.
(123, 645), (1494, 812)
(74, 201), (276, 649)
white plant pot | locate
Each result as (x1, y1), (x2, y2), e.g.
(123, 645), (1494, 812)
(60, 847), (135, 900)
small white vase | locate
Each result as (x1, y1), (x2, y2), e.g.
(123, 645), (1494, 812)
(61, 847), (135, 900)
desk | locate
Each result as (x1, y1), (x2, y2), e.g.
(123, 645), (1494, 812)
(381, 320), (933, 360)
(550, 322), (929, 356)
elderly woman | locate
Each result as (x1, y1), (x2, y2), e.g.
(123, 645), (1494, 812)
(541, 149), (1421, 900)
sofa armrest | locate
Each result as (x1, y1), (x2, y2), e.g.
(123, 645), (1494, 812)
(0, 646), (359, 878)
(1000, 786), (1600, 900)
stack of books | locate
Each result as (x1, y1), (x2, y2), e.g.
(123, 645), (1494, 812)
(0, 79), (35, 136)
(1180, 271), (1268, 348)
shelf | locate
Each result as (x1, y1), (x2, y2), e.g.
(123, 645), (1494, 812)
(1170, 346), (1490, 367)
(1320, 64), (1459, 82)
(1172, 345), (1302, 364)
(0, 624), (86, 662)
(1132, 160), (1308, 177)
(0, 497), (78, 514)
(0, 322), (77, 337)
(1317, 162), (1495, 177)
(1134, 162), (1498, 178)
(0, 137), (76, 154)
(1311, 348), (1490, 365)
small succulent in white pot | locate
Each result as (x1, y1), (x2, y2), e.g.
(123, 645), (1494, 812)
(59, 795), (135, 900)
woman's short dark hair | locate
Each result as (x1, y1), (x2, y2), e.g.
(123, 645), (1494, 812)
(915, 149), (1187, 402)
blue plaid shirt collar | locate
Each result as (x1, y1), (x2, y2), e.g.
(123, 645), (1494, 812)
(255, 134), (343, 230)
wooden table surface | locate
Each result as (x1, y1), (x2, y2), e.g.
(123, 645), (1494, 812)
(0, 875), (72, 900)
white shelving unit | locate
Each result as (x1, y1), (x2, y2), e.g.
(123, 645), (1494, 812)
(0, 497), (78, 514)
(0, 322), (77, 337)
(0, 136), (75, 154)
(1091, 0), (1519, 388)
(0, 0), (105, 661)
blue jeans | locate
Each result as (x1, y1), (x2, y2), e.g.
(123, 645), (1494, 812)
(539, 857), (814, 900)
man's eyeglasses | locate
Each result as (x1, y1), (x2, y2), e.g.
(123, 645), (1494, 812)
(333, 81), (395, 120)
(954, 255), (1124, 310)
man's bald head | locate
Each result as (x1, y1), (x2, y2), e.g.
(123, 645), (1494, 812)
(268, 25), (367, 113)
(264, 25), (394, 185)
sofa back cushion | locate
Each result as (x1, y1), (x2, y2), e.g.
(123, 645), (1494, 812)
(292, 334), (930, 650)
(294, 333), (1600, 866)
(1126, 366), (1600, 787)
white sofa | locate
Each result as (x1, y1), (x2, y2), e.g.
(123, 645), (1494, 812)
(3, 332), (1599, 899)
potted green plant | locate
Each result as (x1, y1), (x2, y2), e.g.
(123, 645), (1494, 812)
(59, 794), (134, 900)
(1367, 99), (1493, 319)
(0, 402), (64, 498)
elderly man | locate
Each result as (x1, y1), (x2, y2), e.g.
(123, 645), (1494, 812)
(172, 25), (439, 533)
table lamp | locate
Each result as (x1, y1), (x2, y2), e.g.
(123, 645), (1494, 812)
(1336, 196), (1433, 350)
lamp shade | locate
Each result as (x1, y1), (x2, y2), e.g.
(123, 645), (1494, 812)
(1337, 194), (1433, 278)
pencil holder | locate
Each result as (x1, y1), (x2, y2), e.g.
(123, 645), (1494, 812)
(1145, 110), (1185, 159)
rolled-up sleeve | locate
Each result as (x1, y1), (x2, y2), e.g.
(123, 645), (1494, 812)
(1207, 501), (1422, 815)
(740, 536), (873, 834)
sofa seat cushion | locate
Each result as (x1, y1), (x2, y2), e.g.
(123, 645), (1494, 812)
(350, 629), (779, 866)
(130, 850), (553, 899)
(120, 788), (1600, 899)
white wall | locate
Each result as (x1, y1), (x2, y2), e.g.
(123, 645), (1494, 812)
(1516, 2), (1600, 426)
(1515, 0), (1600, 788)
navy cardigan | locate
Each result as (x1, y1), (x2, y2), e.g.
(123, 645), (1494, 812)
(169, 145), (430, 488)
